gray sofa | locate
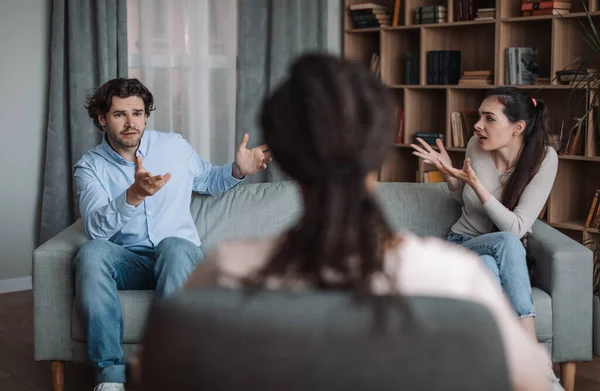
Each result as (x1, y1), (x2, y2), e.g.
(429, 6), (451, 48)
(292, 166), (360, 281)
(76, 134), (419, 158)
(33, 181), (593, 390)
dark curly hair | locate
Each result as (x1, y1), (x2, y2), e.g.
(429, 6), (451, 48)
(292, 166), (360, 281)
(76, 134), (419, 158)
(85, 78), (155, 130)
(247, 52), (398, 293)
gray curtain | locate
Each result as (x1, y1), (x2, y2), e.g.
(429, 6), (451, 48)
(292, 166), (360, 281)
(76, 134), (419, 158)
(39, 0), (128, 243)
(236, 0), (329, 183)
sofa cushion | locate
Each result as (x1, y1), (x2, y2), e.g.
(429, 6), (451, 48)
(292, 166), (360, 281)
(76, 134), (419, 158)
(375, 182), (462, 237)
(70, 287), (554, 346)
(191, 181), (303, 253)
(191, 181), (463, 254)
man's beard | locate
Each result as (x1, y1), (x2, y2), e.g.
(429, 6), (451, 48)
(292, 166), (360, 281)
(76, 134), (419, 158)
(109, 128), (142, 149)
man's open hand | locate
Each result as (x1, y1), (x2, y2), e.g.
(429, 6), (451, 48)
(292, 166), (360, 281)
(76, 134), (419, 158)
(126, 156), (171, 206)
(232, 133), (273, 179)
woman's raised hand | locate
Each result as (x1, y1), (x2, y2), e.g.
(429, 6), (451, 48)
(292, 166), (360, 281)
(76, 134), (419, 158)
(410, 138), (453, 171)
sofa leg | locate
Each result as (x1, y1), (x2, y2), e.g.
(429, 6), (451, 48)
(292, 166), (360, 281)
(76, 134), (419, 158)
(560, 362), (576, 391)
(52, 361), (64, 391)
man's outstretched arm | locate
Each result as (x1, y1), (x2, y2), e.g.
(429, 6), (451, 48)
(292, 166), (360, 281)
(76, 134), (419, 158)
(189, 133), (271, 194)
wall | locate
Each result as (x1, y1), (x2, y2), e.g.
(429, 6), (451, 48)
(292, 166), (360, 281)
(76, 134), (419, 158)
(0, 0), (51, 291)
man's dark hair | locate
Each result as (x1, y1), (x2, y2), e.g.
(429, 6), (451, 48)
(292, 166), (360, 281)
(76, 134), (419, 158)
(85, 78), (156, 130)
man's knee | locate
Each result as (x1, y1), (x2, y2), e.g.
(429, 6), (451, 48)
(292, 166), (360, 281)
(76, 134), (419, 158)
(156, 237), (203, 264)
(73, 240), (117, 276)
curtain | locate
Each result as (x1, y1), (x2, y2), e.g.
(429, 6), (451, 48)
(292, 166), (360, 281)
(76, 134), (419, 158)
(39, 0), (128, 243)
(127, 0), (238, 167)
(236, 0), (331, 183)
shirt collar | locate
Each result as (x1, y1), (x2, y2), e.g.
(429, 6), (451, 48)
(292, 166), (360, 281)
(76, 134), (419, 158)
(100, 130), (149, 164)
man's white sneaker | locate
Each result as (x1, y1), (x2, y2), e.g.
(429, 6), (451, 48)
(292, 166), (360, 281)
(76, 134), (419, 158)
(93, 383), (125, 391)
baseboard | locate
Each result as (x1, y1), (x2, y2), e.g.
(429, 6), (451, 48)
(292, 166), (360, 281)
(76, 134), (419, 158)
(0, 276), (32, 294)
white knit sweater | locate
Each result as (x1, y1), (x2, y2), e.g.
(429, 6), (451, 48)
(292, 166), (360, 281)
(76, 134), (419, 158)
(450, 135), (558, 239)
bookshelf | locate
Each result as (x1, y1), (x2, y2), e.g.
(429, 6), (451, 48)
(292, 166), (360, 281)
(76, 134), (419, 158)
(343, 0), (600, 243)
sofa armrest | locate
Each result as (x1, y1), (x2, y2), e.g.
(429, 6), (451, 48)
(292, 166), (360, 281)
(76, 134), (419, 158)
(33, 219), (89, 361)
(528, 220), (593, 363)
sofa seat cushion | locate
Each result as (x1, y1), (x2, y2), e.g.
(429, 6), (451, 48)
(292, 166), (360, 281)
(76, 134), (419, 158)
(532, 287), (552, 343)
(72, 290), (154, 343)
(70, 286), (553, 346)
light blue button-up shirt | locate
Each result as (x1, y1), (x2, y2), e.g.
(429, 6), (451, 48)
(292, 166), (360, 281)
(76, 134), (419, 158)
(73, 130), (243, 248)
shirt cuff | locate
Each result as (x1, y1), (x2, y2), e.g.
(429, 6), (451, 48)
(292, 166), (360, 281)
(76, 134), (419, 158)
(115, 190), (141, 218)
(224, 162), (245, 186)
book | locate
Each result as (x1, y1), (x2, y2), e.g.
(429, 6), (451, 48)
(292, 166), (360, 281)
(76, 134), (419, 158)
(585, 190), (600, 228)
(521, 1), (572, 11)
(349, 3), (387, 11)
(522, 9), (570, 16)
(423, 170), (445, 183)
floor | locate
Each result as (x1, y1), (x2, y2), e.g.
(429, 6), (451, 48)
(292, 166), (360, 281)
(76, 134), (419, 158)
(1, 290), (599, 390)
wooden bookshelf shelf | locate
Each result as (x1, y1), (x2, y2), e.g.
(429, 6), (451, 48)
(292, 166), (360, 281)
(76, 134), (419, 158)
(423, 19), (497, 28)
(502, 11), (600, 22)
(345, 28), (382, 33)
(384, 25), (421, 30)
(344, 0), (600, 242)
(558, 155), (600, 162)
(549, 221), (600, 234)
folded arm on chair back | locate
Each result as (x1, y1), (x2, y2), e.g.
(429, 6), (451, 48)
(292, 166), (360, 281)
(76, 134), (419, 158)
(528, 220), (593, 363)
(33, 219), (88, 361)
(140, 288), (512, 391)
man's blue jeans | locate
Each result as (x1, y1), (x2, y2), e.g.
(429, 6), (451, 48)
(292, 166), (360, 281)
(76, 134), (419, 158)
(72, 237), (204, 384)
(447, 231), (535, 319)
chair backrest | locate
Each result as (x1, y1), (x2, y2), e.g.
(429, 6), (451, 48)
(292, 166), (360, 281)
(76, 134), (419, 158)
(140, 288), (511, 391)
(190, 182), (462, 253)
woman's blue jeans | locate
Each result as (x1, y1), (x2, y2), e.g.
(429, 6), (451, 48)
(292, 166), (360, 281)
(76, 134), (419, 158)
(447, 231), (535, 319)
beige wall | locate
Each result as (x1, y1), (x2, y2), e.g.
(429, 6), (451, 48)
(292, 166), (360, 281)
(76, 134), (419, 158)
(0, 0), (51, 282)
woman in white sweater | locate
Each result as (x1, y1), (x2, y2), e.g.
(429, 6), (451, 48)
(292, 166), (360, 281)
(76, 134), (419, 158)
(411, 87), (560, 387)
(184, 56), (549, 391)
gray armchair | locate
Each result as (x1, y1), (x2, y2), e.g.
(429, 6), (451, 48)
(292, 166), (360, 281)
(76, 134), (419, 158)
(33, 182), (593, 391)
(139, 288), (512, 391)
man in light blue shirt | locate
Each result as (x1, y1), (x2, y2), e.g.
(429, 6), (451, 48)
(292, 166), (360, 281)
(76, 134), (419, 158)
(72, 78), (271, 391)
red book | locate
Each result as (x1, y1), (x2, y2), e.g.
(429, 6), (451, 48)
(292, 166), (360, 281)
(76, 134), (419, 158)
(521, 1), (572, 11)
(522, 9), (569, 16)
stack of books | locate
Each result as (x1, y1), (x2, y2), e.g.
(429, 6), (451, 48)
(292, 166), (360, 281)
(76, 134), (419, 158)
(475, 7), (496, 20)
(454, 0), (494, 21)
(349, 3), (391, 29)
(556, 69), (598, 84)
(521, 1), (571, 16)
(458, 70), (494, 86)
(413, 132), (446, 146)
(414, 5), (447, 24)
